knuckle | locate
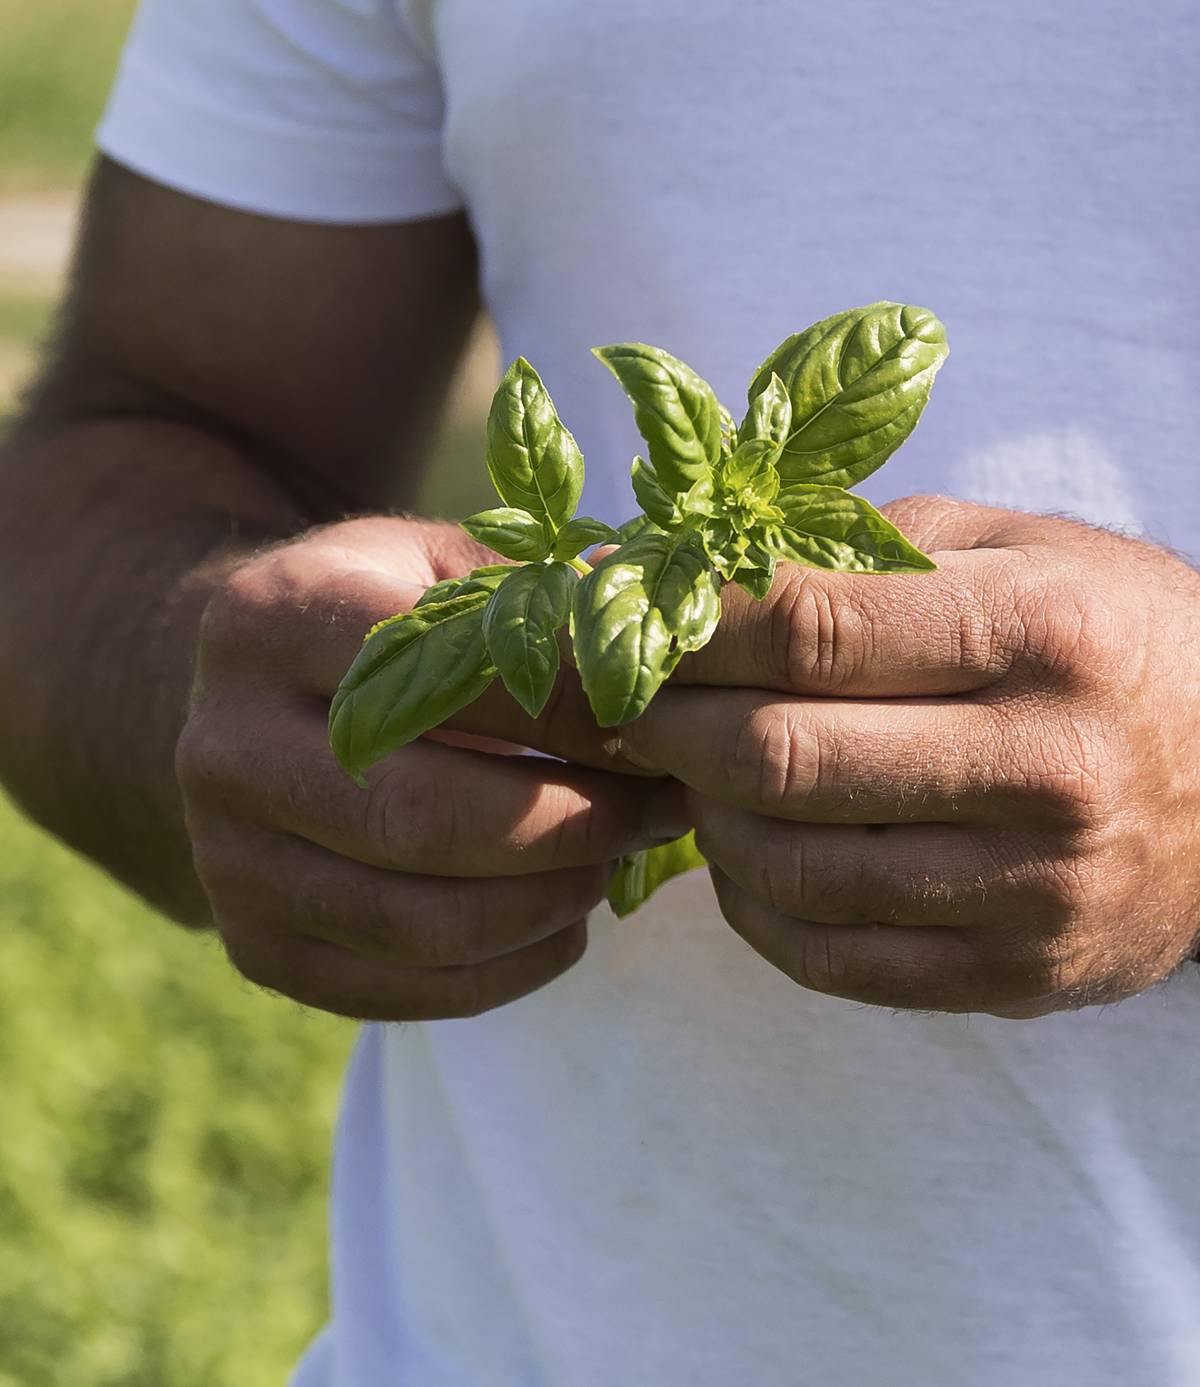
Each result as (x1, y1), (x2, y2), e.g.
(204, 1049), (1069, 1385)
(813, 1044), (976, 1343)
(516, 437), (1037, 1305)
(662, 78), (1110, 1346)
(173, 716), (212, 795)
(757, 826), (802, 915)
(1024, 717), (1114, 830)
(775, 572), (871, 694)
(363, 763), (449, 867)
(174, 711), (242, 807)
(200, 559), (278, 661)
(790, 927), (852, 996)
(219, 920), (285, 994)
(1019, 574), (1120, 687)
(738, 706), (823, 813)
(766, 835), (877, 925)
(438, 966), (491, 1020)
(420, 880), (490, 968)
(175, 704), (273, 822)
(554, 783), (615, 863)
(186, 831), (237, 899)
(1034, 855), (1094, 927)
(306, 881), (354, 945)
(985, 926), (1083, 1008)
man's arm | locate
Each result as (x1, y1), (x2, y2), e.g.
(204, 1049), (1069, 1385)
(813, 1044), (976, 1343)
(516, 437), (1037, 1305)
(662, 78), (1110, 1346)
(0, 158), (481, 919)
(0, 160), (675, 1022)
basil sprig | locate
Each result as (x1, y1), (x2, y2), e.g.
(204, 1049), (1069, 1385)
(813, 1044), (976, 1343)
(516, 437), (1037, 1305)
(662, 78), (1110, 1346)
(330, 303), (948, 912)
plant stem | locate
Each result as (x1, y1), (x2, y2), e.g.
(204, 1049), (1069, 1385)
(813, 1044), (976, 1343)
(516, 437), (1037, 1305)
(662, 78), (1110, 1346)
(568, 557), (593, 577)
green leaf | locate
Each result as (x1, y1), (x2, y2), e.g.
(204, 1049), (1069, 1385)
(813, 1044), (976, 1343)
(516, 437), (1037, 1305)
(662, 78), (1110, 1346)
(412, 566), (510, 610)
(767, 486), (938, 573)
(740, 371), (792, 460)
(749, 302), (949, 489)
(329, 592), (496, 782)
(593, 342), (722, 493)
(733, 565), (776, 600)
(482, 562), (575, 718)
(679, 473), (718, 517)
(699, 517), (747, 580)
(461, 507), (551, 562)
(551, 516), (619, 561)
(720, 437), (780, 505)
(729, 534), (777, 598)
(572, 530), (721, 726)
(607, 830), (708, 918)
(414, 577), (468, 609)
(719, 404), (738, 457)
(630, 456), (683, 529)
(486, 358), (583, 531)
(614, 514), (662, 543)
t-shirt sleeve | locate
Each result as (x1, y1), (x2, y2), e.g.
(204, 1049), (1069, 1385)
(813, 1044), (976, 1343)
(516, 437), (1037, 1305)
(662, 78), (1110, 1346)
(95, 0), (462, 224)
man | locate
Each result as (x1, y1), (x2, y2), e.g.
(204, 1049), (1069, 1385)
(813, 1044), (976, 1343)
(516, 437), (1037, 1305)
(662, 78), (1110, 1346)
(1, 0), (1197, 1381)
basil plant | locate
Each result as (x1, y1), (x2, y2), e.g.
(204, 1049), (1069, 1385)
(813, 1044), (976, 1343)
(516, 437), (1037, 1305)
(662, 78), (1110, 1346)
(329, 302), (949, 916)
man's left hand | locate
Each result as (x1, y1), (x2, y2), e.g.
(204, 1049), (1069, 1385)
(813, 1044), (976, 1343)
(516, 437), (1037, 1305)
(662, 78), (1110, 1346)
(620, 496), (1200, 1017)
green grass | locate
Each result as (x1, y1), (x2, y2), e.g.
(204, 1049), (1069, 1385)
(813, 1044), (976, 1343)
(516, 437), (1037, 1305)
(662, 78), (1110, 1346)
(0, 293), (55, 345)
(0, 0), (136, 192)
(0, 790), (355, 1386)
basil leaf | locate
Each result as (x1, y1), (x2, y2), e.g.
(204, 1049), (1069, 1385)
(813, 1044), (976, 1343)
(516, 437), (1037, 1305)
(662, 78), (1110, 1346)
(415, 577), (467, 609)
(614, 514), (662, 543)
(750, 302), (948, 490)
(679, 473), (718, 518)
(768, 486), (937, 573)
(486, 358), (583, 531)
(733, 566), (775, 600)
(461, 507), (551, 562)
(719, 404), (738, 457)
(551, 516), (619, 561)
(699, 517), (747, 580)
(721, 438), (780, 504)
(731, 533), (777, 597)
(573, 530), (721, 726)
(482, 562), (575, 718)
(413, 566), (510, 610)
(329, 592), (496, 783)
(740, 371), (792, 459)
(631, 456), (684, 530)
(608, 830), (708, 918)
(593, 342), (722, 493)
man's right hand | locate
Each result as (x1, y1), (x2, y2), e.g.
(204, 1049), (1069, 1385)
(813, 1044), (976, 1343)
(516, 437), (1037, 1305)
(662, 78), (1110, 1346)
(177, 516), (684, 1021)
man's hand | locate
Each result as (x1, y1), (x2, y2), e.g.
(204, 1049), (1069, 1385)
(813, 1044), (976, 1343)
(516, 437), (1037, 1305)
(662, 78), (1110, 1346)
(620, 495), (1200, 1017)
(178, 516), (684, 1021)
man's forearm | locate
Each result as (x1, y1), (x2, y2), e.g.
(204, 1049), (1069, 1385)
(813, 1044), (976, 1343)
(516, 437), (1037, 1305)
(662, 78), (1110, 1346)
(0, 413), (311, 921)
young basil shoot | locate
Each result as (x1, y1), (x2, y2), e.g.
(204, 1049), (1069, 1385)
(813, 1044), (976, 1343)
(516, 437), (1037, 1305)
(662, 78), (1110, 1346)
(329, 302), (948, 915)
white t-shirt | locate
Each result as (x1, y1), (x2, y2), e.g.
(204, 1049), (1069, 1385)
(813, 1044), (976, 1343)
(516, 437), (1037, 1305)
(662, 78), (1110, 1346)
(98, 3), (1200, 1383)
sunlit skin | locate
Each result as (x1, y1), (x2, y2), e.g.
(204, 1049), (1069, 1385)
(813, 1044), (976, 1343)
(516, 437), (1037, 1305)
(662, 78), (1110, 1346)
(178, 515), (686, 1020)
(622, 494), (1200, 1017)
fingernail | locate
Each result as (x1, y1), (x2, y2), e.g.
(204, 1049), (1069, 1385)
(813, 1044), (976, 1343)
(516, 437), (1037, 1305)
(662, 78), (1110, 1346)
(640, 779), (691, 843)
(614, 729), (661, 773)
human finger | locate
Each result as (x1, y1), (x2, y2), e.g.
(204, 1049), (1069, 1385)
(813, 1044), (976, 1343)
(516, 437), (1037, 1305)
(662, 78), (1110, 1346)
(620, 687), (1043, 826)
(198, 825), (613, 966)
(692, 797), (1066, 929)
(676, 547), (1021, 698)
(709, 868), (1044, 1014)
(220, 912), (589, 1022)
(179, 700), (689, 876)
(214, 551), (639, 772)
(671, 496), (1047, 698)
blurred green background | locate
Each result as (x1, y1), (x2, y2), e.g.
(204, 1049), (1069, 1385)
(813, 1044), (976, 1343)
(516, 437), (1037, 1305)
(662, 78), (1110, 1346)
(0, 4), (495, 1382)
